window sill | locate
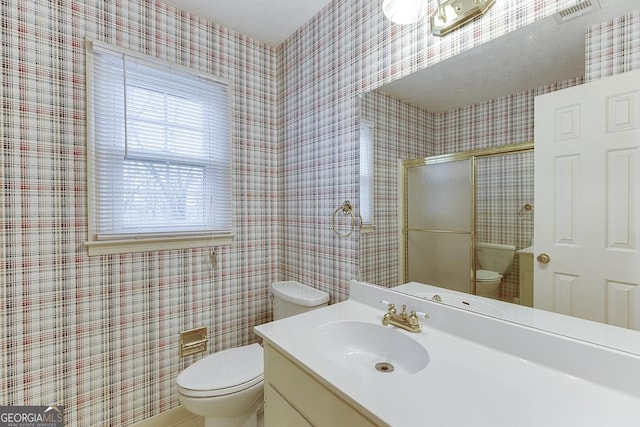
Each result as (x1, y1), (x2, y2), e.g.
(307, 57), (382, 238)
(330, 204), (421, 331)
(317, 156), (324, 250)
(84, 233), (234, 256)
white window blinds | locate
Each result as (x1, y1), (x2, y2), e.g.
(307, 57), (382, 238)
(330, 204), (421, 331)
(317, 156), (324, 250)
(360, 120), (374, 225)
(87, 41), (231, 247)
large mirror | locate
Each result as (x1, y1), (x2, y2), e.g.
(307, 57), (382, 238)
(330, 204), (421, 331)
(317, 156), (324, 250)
(359, 0), (640, 351)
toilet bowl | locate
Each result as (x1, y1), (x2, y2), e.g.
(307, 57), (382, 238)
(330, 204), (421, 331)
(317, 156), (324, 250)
(475, 269), (502, 298)
(475, 243), (516, 300)
(177, 343), (264, 427)
(176, 281), (330, 427)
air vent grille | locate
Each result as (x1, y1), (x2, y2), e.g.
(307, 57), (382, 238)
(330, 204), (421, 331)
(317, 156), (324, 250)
(556, 0), (601, 23)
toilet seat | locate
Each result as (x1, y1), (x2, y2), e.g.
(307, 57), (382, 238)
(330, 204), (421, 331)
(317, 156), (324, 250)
(177, 343), (264, 398)
(476, 269), (502, 282)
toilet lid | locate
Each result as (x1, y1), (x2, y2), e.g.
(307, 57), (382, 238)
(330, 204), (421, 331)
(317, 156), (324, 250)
(177, 343), (264, 397)
(476, 269), (502, 281)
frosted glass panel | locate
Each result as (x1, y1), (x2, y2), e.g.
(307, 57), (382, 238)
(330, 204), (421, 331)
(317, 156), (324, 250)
(407, 231), (472, 294)
(407, 160), (472, 231)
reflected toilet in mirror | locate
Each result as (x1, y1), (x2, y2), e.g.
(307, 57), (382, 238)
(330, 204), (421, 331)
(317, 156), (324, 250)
(475, 243), (516, 300)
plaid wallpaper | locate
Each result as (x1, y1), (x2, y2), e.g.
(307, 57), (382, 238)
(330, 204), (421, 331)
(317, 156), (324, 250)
(278, 0), (580, 302)
(2, 0), (634, 425)
(359, 90), (435, 287)
(360, 77), (582, 298)
(440, 78), (584, 302)
(1, 0), (277, 425)
(475, 151), (535, 301)
(586, 9), (640, 82)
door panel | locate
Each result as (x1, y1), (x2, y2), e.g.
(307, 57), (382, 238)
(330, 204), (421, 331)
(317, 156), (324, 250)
(406, 160), (472, 231)
(405, 159), (473, 294)
(534, 69), (640, 329)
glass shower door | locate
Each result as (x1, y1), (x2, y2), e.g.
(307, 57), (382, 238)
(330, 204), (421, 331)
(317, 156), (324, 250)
(404, 159), (473, 293)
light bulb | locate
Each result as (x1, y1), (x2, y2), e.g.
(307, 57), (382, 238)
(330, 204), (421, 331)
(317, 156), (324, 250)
(382, 0), (428, 25)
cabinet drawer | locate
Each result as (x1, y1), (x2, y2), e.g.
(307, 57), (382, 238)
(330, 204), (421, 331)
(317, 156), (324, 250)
(264, 343), (383, 427)
(265, 384), (313, 427)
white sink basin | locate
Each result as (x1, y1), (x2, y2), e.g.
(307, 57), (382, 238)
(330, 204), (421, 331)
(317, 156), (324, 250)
(311, 320), (429, 374)
(415, 292), (504, 318)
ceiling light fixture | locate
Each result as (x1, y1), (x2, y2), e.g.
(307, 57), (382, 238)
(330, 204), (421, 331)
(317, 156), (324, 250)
(382, 0), (428, 25)
(430, 0), (496, 36)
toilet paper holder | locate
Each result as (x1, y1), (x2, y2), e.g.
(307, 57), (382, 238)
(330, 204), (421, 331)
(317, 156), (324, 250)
(180, 326), (208, 358)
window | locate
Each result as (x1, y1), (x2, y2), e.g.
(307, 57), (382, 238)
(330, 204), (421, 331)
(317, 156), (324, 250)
(85, 41), (232, 255)
(360, 119), (375, 229)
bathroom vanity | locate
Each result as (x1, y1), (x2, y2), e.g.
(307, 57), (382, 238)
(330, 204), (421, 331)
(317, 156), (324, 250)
(255, 281), (640, 426)
(263, 342), (381, 426)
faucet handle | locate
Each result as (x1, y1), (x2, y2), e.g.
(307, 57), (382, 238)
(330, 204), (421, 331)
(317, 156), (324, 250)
(408, 310), (420, 327)
(382, 304), (395, 326)
(400, 304), (408, 316)
(380, 300), (396, 318)
(407, 310), (429, 331)
(412, 310), (429, 320)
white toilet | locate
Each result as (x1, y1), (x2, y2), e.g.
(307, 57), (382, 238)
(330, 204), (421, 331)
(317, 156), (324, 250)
(475, 242), (516, 299)
(176, 281), (329, 427)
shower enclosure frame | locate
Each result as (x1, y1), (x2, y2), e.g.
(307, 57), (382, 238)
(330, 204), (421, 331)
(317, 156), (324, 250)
(399, 141), (534, 296)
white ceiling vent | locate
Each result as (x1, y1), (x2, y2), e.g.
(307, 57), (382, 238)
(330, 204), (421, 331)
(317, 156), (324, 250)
(555, 0), (601, 23)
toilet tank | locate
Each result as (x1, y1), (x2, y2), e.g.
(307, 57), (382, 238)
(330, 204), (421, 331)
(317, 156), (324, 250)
(271, 281), (330, 320)
(476, 242), (516, 274)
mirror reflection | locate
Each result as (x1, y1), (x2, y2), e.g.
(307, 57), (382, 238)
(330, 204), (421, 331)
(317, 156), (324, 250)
(475, 149), (534, 305)
(401, 146), (533, 303)
(359, 0), (639, 342)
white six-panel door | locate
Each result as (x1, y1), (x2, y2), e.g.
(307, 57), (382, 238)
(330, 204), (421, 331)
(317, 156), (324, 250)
(534, 69), (640, 330)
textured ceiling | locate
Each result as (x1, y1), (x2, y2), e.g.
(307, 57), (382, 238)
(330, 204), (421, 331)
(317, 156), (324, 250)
(377, 0), (639, 112)
(161, 0), (333, 46)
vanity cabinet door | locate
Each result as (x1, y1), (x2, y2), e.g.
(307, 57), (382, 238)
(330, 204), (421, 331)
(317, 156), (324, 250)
(265, 384), (313, 427)
(263, 343), (383, 427)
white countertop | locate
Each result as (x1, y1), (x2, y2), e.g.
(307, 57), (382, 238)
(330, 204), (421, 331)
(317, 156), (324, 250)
(255, 283), (640, 426)
(394, 281), (640, 356)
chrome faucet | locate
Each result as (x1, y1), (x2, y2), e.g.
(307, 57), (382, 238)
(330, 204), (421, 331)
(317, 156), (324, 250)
(382, 303), (425, 333)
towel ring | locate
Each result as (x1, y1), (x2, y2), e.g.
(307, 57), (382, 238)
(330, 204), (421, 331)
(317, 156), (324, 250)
(332, 200), (355, 238)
